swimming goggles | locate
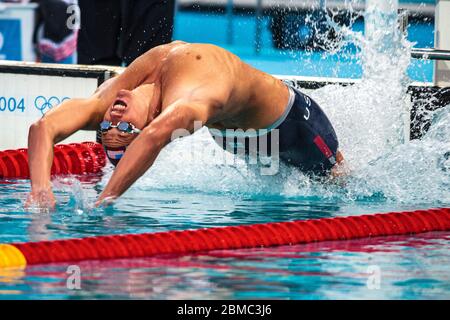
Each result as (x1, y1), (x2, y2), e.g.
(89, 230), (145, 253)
(100, 120), (142, 134)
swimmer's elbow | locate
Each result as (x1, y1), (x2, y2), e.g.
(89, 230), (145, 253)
(141, 125), (169, 151)
(29, 118), (55, 141)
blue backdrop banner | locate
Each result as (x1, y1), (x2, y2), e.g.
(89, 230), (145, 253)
(0, 19), (22, 61)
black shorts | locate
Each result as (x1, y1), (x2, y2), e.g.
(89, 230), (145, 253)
(209, 84), (339, 175)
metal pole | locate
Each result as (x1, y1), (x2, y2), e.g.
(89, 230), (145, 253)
(398, 8), (408, 36)
(434, 0), (450, 86)
(255, 0), (263, 55)
(412, 48), (450, 61)
(227, 0), (234, 46)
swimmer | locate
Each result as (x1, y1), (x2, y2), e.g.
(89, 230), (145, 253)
(25, 41), (346, 208)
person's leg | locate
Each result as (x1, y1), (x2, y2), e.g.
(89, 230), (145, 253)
(77, 0), (122, 65)
(119, 0), (175, 66)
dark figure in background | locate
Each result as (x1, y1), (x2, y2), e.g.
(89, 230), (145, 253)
(269, 8), (347, 51)
(77, 0), (175, 66)
(33, 0), (78, 64)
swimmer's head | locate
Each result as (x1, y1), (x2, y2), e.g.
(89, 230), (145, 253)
(101, 84), (156, 166)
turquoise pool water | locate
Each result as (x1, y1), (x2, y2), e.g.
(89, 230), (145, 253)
(1, 3), (449, 300)
(1, 59), (450, 299)
(1, 102), (449, 299)
(0, 173), (449, 299)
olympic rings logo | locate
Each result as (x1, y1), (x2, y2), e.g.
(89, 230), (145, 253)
(34, 96), (70, 115)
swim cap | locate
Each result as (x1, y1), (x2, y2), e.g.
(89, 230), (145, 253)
(104, 146), (127, 167)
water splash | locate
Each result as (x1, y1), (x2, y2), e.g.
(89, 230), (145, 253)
(31, 1), (434, 209)
(52, 176), (99, 215)
(122, 1), (450, 205)
(343, 108), (450, 204)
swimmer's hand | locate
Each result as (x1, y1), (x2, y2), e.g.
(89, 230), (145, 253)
(329, 151), (350, 187)
(25, 188), (56, 212)
(94, 195), (117, 208)
(330, 151), (349, 177)
(331, 161), (350, 178)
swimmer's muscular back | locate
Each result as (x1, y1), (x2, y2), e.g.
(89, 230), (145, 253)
(156, 43), (290, 130)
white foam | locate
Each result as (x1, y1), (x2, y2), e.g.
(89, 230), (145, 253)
(79, 4), (450, 205)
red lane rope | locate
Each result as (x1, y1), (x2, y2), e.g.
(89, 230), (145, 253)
(10, 208), (450, 266)
(0, 142), (106, 179)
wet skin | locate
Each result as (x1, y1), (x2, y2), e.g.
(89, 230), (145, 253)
(26, 41), (345, 209)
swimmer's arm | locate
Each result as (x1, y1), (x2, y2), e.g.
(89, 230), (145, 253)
(27, 97), (107, 196)
(26, 48), (165, 200)
(95, 41), (185, 100)
(96, 101), (211, 205)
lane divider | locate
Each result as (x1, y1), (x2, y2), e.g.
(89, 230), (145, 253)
(0, 208), (448, 268)
(0, 142), (106, 179)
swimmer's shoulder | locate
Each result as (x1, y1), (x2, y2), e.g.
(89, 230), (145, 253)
(165, 42), (239, 61)
(138, 41), (189, 63)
